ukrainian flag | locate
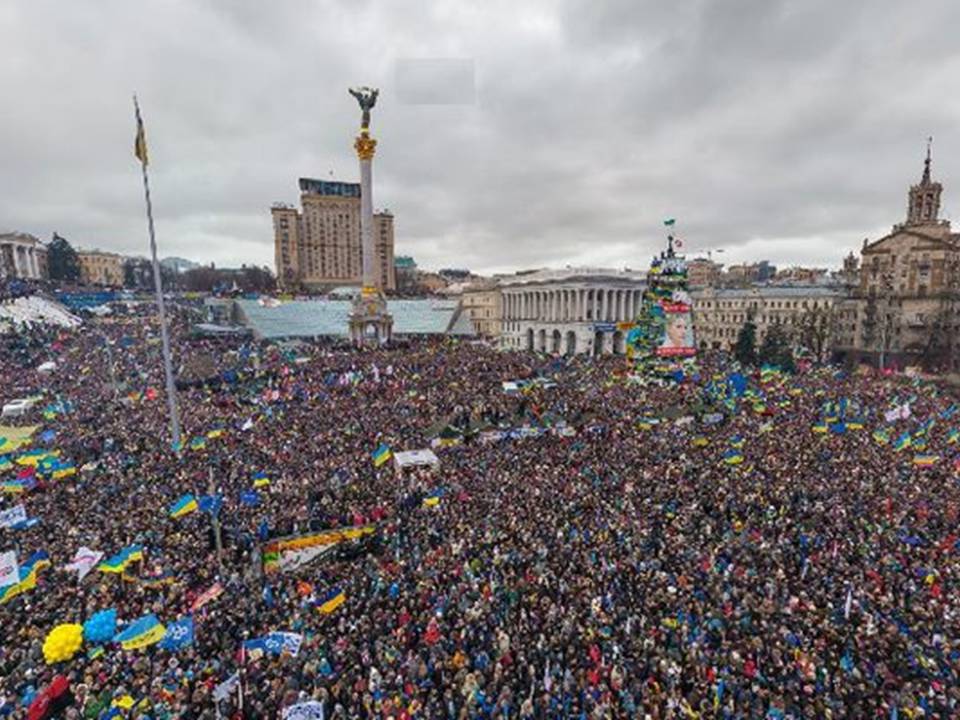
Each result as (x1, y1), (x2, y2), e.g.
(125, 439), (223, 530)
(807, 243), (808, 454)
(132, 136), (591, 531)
(206, 429), (224, 439)
(873, 429), (889, 445)
(893, 432), (912, 452)
(253, 471), (270, 488)
(189, 436), (206, 451)
(423, 489), (442, 507)
(372, 443), (392, 468)
(169, 494), (198, 519)
(0, 550), (50, 605)
(947, 428), (959, 445)
(114, 613), (166, 650)
(99, 545), (144, 574)
(913, 454), (939, 467)
(316, 586), (346, 614)
(16, 449), (58, 467)
(811, 422), (828, 434)
(723, 450), (744, 465)
(729, 435), (745, 449)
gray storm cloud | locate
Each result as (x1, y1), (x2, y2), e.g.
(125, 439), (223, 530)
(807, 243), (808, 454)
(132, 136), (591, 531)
(1, 0), (957, 273)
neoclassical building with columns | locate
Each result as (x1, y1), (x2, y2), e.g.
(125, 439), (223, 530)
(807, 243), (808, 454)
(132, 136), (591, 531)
(500, 268), (646, 355)
(0, 233), (46, 280)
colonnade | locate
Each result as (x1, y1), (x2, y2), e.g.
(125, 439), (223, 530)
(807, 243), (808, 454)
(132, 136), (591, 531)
(501, 287), (642, 323)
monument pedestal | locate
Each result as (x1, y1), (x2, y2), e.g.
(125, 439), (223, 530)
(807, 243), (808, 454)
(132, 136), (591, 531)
(349, 287), (393, 346)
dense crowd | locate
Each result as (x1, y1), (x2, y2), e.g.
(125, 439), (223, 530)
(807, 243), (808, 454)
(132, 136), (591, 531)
(1, 302), (959, 719)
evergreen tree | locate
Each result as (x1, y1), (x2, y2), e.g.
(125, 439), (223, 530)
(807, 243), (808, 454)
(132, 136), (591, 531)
(47, 233), (81, 282)
(758, 323), (796, 372)
(734, 317), (757, 366)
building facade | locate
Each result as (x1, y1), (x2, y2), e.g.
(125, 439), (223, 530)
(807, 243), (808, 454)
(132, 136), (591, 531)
(461, 280), (502, 338)
(0, 233), (45, 280)
(77, 250), (124, 286)
(272, 178), (395, 292)
(836, 146), (960, 369)
(692, 285), (844, 358)
(687, 258), (722, 288)
(500, 268), (646, 355)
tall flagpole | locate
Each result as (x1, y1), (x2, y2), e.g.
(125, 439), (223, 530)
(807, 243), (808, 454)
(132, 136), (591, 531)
(133, 95), (182, 451)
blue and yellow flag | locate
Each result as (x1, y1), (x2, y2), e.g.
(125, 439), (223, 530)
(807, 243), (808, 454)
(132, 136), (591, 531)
(372, 443), (392, 468)
(169, 494), (198, 519)
(252, 471), (270, 488)
(189, 436), (206, 451)
(316, 586), (346, 614)
(723, 449), (744, 465)
(873, 429), (890, 445)
(947, 428), (959, 445)
(893, 432), (912, 452)
(0, 550), (50, 605)
(99, 545), (144, 574)
(729, 435), (745, 449)
(811, 422), (828, 434)
(114, 613), (166, 650)
(423, 489), (443, 507)
(913, 454), (939, 467)
(134, 97), (148, 166)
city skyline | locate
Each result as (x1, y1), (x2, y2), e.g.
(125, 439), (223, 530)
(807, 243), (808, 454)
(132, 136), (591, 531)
(2, 0), (959, 275)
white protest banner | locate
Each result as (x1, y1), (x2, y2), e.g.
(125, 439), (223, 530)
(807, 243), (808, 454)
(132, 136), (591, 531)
(63, 546), (104, 581)
(0, 550), (18, 589)
(283, 701), (325, 720)
(0, 505), (27, 529)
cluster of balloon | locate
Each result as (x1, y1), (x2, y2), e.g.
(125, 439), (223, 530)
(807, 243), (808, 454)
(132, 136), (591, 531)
(41, 624), (83, 665)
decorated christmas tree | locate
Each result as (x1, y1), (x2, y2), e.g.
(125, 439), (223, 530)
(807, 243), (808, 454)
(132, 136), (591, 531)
(627, 225), (696, 380)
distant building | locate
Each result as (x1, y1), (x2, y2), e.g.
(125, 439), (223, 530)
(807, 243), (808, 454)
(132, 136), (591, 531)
(394, 256), (418, 293)
(500, 268), (646, 355)
(836, 144), (960, 369)
(161, 257), (200, 274)
(461, 280), (502, 338)
(722, 260), (776, 286)
(773, 266), (828, 284)
(687, 258), (722, 287)
(77, 249), (124, 287)
(416, 272), (448, 294)
(272, 178), (396, 292)
(0, 233), (45, 280)
(692, 285), (844, 355)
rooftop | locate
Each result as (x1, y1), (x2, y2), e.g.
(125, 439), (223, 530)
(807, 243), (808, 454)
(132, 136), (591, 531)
(498, 267), (647, 287)
(236, 298), (473, 339)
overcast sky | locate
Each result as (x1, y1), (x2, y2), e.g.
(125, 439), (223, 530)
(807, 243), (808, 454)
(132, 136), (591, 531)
(2, 0), (959, 275)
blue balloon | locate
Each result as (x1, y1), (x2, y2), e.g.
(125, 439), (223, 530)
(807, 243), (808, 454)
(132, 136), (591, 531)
(83, 608), (118, 644)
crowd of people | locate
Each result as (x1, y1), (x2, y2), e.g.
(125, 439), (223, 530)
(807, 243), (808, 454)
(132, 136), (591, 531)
(1, 301), (959, 719)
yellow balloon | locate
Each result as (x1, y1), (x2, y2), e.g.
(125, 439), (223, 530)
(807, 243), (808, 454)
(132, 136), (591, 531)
(42, 623), (84, 664)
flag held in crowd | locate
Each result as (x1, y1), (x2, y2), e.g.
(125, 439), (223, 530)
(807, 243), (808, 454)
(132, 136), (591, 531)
(158, 616), (195, 651)
(114, 613), (166, 650)
(372, 443), (392, 467)
(169, 494), (198, 519)
(98, 545), (144, 574)
(0, 550), (50, 605)
(316, 586), (346, 614)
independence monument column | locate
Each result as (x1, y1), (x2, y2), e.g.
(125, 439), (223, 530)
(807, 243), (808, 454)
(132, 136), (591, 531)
(348, 86), (393, 346)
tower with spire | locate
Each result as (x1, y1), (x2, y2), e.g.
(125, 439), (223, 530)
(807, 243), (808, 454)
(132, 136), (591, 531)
(906, 137), (942, 225)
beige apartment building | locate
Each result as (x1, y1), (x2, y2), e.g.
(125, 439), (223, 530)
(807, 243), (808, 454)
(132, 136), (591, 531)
(461, 280), (502, 338)
(692, 286), (844, 357)
(272, 178), (395, 292)
(77, 249), (124, 286)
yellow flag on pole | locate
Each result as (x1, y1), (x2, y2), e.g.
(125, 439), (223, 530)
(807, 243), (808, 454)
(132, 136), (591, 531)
(134, 97), (148, 166)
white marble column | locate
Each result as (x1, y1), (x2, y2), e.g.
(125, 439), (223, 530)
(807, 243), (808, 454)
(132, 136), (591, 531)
(12, 245), (23, 278)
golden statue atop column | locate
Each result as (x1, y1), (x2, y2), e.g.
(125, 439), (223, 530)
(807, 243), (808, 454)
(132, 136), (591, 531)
(348, 86), (393, 345)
